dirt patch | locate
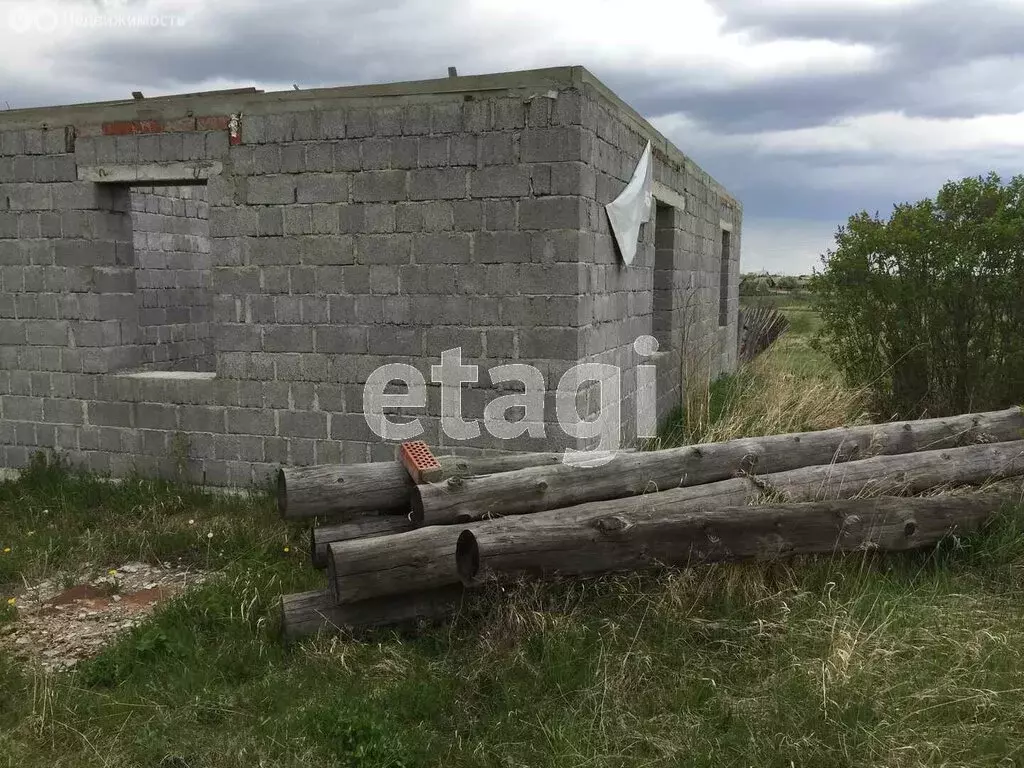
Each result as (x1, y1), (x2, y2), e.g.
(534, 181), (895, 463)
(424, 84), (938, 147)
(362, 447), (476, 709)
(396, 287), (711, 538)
(0, 562), (209, 671)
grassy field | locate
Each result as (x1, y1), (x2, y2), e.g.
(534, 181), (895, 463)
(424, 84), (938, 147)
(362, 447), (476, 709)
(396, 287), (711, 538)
(3, 310), (1024, 767)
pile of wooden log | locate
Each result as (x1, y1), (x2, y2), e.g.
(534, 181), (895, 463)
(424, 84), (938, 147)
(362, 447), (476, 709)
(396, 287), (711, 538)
(278, 407), (1024, 641)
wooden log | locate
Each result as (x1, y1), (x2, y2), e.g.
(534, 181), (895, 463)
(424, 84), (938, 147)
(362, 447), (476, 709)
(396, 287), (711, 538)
(456, 490), (1021, 586)
(278, 450), (580, 520)
(328, 441), (1024, 603)
(278, 462), (412, 520)
(280, 586), (465, 641)
(412, 408), (1024, 525)
(328, 525), (467, 604)
(311, 515), (416, 569)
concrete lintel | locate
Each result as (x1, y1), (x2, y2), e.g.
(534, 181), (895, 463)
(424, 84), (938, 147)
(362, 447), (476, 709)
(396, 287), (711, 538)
(78, 161), (222, 184)
(115, 370), (217, 380)
(652, 182), (686, 212)
(719, 219), (734, 233)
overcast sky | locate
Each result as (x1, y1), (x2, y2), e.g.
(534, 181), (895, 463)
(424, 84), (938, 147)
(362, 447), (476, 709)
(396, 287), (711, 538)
(2, 0), (1023, 274)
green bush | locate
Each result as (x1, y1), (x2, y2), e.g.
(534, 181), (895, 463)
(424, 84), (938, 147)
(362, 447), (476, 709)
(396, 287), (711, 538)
(812, 173), (1024, 417)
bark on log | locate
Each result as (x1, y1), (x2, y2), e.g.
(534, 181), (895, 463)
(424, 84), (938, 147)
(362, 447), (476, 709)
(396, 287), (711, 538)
(280, 586), (465, 641)
(329, 441), (1024, 603)
(278, 450), (584, 520)
(278, 462), (413, 520)
(412, 408), (1024, 525)
(456, 491), (1020, 586)
(311, 516), (416, 569)
(328, 525), (467, 604)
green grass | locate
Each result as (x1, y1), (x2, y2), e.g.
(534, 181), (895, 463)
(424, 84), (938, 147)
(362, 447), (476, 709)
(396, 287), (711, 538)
(3, 333), (1024, 765)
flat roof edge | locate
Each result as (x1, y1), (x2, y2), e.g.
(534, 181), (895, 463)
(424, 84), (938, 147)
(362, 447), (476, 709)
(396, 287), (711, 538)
(0, 66), (581, 130)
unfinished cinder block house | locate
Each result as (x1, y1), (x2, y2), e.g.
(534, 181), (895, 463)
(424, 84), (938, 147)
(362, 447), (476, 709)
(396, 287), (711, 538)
(0, 66), (741, 485)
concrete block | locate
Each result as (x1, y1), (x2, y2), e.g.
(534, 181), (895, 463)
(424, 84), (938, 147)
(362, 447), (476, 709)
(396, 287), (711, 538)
(390, 137), (419, 170)
(293, 111), (321, 142)
(88, 400), (132, 427)
(247, 175), (296, 205)
(368, 326), (421, 355)
(480, 134), (515, 165)
(364, 204), (396, 233)
(430, 103), (462, 133)
(470, 166), (530, 198)
(263, 324), (313, 352)
(257, 207), (284, 236)
(521, 127), (589, 163)
(283, 206), (312, 235)
(355, 233), (411, 265)
(4, 395), (43, 421)
(552, 162), (597, 198)
(361, 138), (391, 170)
(483, 200), (516, 230)
(352, 170), (406, 202)
(26, 319), (69, 346)
(453, 201), (483, 231)
(253, 145), (282, 174)
(408, 168), (467, 200)
(41, 397), (83, 425)
(305, 142), (334, 172)
(278, 410), (328, 439)
(413, 233), (471, 264)
(209, 207), (258, 237)
(402, 105), (431, 136)
(551, 88), (584, 125)
(425, 327), (483, 357)
(310, 204), (339, 234)
(180, 405), (226, 433)
(264, 113), (297, 143)
(226, 407), (275, 435)
(319, 110), (346, 140)
(332, 141), (361, 172)
(475, 231), (531, 263)
(347, 108), (374, 138)
(492, 99), (526, 130)
(136, 402), (177, 430)
(418, 137), (448, 167)
(369, 264), (401, 294)
(281, 144), (305, 174)
(519, 197), (587, 230)
(329, 413), (381, 443)
(450, 134), (478, 166)
(484, 328), (515, 358)
(297, 173), (349, 204)
(519, 327), (580, 359)
(376, 107), (403, 137)
(215, 324), (262, 352)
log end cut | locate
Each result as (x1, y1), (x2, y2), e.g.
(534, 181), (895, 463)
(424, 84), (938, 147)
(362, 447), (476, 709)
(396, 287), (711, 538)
(276, 468), (288, 518)
(409, 487), (426, 525)
(456, 529), (479, 583)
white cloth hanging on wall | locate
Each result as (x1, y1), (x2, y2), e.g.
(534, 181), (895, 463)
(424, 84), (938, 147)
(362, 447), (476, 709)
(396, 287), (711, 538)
(605, 140), (653, 266)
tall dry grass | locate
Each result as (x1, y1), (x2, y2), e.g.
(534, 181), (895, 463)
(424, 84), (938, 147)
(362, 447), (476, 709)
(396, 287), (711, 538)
(657, 335), (871, 449)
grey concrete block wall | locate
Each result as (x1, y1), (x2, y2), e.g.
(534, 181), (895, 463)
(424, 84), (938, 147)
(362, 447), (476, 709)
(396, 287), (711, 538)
(573, 79), (742, 445)
(0, 66), (741, 485)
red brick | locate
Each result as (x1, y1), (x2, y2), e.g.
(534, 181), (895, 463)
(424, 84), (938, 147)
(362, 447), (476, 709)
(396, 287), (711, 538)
(196, 115), (230, 131)
(102, 119), (163, 136)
